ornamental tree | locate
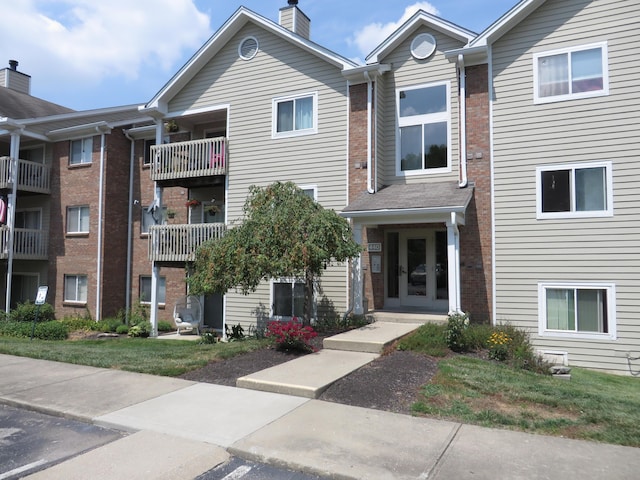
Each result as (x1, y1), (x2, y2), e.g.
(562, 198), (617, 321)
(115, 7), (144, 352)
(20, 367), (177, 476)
(187, 181), (362, 325)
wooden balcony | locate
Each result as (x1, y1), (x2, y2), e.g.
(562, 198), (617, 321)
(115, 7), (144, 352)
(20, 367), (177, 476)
(150, 137), (227, 183)
(0, 227), (48, 260)
(148, 223), (226, 263)
(0, 157), (51, 194)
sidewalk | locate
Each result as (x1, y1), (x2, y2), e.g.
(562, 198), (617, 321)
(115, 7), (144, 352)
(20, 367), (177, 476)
(1, 331), (639, 479)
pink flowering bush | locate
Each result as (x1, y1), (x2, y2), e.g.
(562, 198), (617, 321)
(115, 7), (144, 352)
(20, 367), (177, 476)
(266, 317), (317, 353)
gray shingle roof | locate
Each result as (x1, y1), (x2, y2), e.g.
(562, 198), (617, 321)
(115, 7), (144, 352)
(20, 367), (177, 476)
(343, 181), (473, 213)
(0, 86), (74, 119)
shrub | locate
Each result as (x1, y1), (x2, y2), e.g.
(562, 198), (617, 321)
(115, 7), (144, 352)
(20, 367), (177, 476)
(0, 320), (67, 340)
(397, 322), (449, 357)
(487, 331), (511, 361)
(444, 313), (470, 352)
(59, 316), (94, 331)
(128, 321), (151, 338)
(266, 317), (317, 353)
(225, 323), (245, 341)
(10, 301), (55, 323)
(115, 324), (130, 335)
(158, 320), (173, 332)
(199, 332), (219, 344)
(92, 318), (124, 333)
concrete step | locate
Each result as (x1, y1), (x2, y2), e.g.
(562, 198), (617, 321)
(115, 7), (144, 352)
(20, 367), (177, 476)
(236, 350), (378, 399)
(369, 311), (448, 324)
(323, 321), (423, 354)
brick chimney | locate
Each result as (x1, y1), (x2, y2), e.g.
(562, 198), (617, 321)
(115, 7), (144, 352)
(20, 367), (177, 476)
(0, 60), (31, 95)
(279, 0), (311, 40)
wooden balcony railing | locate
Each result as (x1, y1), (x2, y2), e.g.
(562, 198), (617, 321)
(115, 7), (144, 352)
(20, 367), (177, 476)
(150, 137), (227, 181)
(148, 223), (226, 262)
(0, 226), (48, 260)
(0, 157), (51, 194)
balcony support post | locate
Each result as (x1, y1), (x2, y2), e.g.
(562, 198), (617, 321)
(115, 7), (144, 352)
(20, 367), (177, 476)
(5, 130), (21, 315)
(149, 119), (164, 337)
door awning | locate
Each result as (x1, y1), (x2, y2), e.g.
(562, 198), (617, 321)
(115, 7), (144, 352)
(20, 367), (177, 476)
(340, 181), (474, 226)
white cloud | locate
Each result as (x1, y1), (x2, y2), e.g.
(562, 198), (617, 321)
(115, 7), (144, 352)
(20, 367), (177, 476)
(349, 2), (439, 59)
(0, 0), (212, 87)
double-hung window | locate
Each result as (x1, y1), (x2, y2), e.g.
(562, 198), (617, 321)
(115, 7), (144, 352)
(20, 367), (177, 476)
(273, 92), (317, 138)
(536, 161), (612, 219)
(534, 42), (608, 103)
(64, 274), (88, 303)
(143, 139), (156, 166)
(539, 282), (615, 339)
(140, 276), (166, 304)
(272, 280), (306, 319)
(141, 205), (167, 235)
(70, 137), (93, 165)
(66, 206), (90, 234)
(397, 82), (450, 174)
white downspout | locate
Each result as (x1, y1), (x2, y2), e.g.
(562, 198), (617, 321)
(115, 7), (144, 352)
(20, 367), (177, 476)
(123, 130), (135, 324)
(95, 128), (107, 321)
(4, 131), (21, 314)
(458, 54), (468, 188)
(364, 71), (374, 194)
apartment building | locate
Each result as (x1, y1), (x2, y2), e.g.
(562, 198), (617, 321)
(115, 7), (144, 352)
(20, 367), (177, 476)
(1, 0), (638, 374)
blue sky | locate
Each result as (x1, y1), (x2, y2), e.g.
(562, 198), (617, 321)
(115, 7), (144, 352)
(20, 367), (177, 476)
(0, 0), (518, 111)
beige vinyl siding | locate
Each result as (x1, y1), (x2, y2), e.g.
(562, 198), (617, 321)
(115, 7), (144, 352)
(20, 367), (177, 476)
(377, 26), (465, 186)
(169, 22), (350, 326)
(491, 0), (640, 373)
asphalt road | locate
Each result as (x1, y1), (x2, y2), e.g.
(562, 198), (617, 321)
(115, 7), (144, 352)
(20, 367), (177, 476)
(0, 404), (123, 480)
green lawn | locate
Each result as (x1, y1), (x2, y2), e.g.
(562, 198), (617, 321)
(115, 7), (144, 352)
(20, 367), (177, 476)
(0, 336), (269, 377)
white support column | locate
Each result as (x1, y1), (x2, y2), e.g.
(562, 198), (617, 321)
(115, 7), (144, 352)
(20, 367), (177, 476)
(352, 223), (364, 315)
(4, 131), (21, 314)
(149, 119), (164, 337)
(446, 212), (462, 315)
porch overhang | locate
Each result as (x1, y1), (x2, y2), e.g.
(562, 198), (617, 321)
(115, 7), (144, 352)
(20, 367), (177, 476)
(340, 181), (473, 226)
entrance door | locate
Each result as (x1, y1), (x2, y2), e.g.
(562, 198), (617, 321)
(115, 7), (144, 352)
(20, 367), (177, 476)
(386, 230), (448, 311)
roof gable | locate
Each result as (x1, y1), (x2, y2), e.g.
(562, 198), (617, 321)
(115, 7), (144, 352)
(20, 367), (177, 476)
(469, 0), (547, 48)
(366, 10), (476, 64)
(144, 7), (358, 113)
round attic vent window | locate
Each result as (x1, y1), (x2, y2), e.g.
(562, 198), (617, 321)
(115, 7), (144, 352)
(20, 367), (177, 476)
(239, 36), (259, 60)
(411, 33), (437, 60)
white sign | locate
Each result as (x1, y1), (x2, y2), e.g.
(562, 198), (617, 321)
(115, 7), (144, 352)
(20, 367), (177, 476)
(367, 243), (382, 252)
(35, 286), (48, 305)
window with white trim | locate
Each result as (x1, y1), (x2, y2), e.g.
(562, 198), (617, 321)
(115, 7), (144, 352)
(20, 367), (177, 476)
(64, 274), (88, 303)
(70, 137), (93, 165)
(539, 282), (615, 339)
(141, 205), (166, 235)
(273, 92), (317, 137)
(534, 43), (608, 103)
(272, 280), (305, 319)
(66, 206), (90, 233)
(140, 276), (166, 304)
(397, 82), (450, 174)
(536, 162), (612, 219)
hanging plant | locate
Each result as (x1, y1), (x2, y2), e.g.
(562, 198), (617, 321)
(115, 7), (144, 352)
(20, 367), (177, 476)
(206, 205), (220, 215)
(185, 199), (201, 208)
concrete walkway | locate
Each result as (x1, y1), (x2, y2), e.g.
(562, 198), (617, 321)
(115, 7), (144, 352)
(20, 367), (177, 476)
(1, 318), (639, 479)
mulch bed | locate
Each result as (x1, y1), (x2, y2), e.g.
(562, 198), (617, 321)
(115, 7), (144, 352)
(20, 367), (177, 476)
(179, 335), (439, 415)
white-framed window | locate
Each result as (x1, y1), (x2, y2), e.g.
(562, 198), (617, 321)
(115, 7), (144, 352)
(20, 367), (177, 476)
(536, 161), (613, 219)
(64, 274), (88, 303)
(271, 279), (306, 319)
(141, 205), (167, 235)
(299, 184), (317, 200)
(397, 81), (451, 175)
(66, 206), (90, 234)
(272, 92), (318, 138)
(539, 282), (616, 340)
(143, 139), (156, 166)
(70, 137), (93, 165)
(140, 276), (166, 305)
(534, 42), (608, 103)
